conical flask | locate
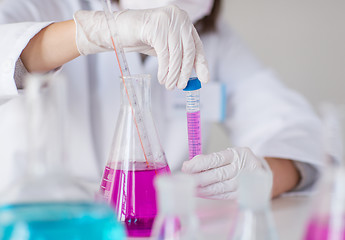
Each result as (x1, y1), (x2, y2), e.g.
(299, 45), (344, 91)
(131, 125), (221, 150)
(0, 74), (125, 240)
(99, 74), (171, 238)
(303, 167), (345, 240)
(229, 169), (278, 240)
(303, 104), (345, 240)
(152, 173), (200, 240)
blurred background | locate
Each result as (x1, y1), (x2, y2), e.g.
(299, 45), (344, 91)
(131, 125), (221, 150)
(222, 0), (345, 107)
(210, 0), (345, 152)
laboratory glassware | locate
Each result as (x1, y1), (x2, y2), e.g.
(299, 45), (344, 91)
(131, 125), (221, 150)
(101, 0), (155, 167)
(303, 167), (345, 240)
(99, 74), (171, 238)
(152, 173), (200, 240)
(303, 104), (345, 240)
(229, 170), (278, 240)
(0, 74), (125, 240)
(183, 77), (202, 160)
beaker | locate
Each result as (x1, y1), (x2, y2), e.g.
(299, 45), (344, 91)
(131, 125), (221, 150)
(152, 173), (200, 240)
(99, 74), (171, 237)
(0, 74), (125, 240)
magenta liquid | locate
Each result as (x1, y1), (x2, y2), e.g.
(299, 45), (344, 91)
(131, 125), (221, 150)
(157, 217), (181, 240)
(100, 162), (170, 237)
(305, 217), (345, 240)
(187, 111), (201, 159)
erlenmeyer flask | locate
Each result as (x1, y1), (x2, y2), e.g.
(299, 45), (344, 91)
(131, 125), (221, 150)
(152, 173), (200, 240)
(303, 104), (345, 240)
(0, 74), (125, 240)
(229, 170), (278, 240)
(99, 74), (171, 237)
(303, 167), (345, 240)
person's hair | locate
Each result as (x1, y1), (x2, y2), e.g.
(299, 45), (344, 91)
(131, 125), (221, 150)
(112, 0), (221, 35)
(195, 0), (221, 35)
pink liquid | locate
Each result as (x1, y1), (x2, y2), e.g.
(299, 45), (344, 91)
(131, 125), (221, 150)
(100, 162), (170, 237)
(157, 217), (181, 240)
(305, 217), (345, 240)
(187, 111), (201, 159)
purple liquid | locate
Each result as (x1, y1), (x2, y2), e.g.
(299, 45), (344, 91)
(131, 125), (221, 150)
(305, 217), (345, 240)
(100, 162), (170, 237)
(157, 217), (181, 240)
(187, 111), (201, 159)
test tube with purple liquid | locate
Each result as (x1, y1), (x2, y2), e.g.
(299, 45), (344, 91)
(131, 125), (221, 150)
(183, 78), (202, 160)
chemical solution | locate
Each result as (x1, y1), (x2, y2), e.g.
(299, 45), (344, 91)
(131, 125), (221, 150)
(0, 202), (125, 240)
(305, 217), (345, 240)
(100, 162), (170, 237)
(187, 111), (201, 159)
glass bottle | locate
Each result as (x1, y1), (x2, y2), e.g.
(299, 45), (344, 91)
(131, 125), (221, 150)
(303, 104), (345, 240)
(0, 74), (125, 240)
(99, 74), (171, 238)
(303, 167), (345, 240)
(229, 170), (278, 240)
(152, 173), (200, 240)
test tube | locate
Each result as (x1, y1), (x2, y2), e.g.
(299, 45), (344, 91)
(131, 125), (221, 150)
(183, 77), (202, 160)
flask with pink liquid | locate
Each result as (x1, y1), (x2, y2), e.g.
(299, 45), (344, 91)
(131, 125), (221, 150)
(304, 104), (345, 240)
(99, 74), (171, 238)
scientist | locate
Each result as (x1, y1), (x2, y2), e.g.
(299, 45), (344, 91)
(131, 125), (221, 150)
(0, 0), (323, 199)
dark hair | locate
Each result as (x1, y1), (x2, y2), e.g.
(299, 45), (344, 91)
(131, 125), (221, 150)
(112, 0), (221, 35)
(195, 0), (221, 35)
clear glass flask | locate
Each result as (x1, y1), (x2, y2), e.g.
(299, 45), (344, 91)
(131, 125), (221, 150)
(99, 74), (171, 238)
(152, 173), (200, 240)
(229, 170), (278, 240)
(0, 74), (125, 240)
(303, 167), (345, 240)
(303, 104), (345, 240)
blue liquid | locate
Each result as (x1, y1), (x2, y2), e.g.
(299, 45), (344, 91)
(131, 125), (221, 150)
(0, 202), (125, 240)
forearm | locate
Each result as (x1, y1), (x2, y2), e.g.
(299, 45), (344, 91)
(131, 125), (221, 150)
(265, 157), (301, 198)
(20, 20), (79, 73)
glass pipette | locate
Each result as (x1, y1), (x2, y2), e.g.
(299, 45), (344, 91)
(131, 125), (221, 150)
(101, 0), (153, 164)
(183, 78), (202, 160)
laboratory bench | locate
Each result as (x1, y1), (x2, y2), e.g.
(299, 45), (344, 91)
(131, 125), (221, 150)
(197, 196), (313, 240)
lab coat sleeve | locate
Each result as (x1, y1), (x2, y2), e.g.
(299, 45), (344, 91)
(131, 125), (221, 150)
(0, 21), (53, 95)
(14, 58), (29, 89)
(214, 21), (324, 195)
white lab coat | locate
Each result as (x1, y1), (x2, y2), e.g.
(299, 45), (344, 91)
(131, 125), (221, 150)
(0, 0), (324, 194)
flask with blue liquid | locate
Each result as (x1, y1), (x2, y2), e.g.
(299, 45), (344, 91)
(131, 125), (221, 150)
(0, 74), (125, 240)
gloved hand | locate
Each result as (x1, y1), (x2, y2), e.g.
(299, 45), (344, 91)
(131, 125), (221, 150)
(182, 147), (273, 200)
(73, 5), (209, 90)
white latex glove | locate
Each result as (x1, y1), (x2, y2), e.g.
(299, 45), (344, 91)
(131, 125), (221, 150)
(73, 5), (209, 89)
(182, 147), (273, 200)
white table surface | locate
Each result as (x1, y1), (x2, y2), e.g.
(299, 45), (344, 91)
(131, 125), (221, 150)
(196, 196), (314, 240)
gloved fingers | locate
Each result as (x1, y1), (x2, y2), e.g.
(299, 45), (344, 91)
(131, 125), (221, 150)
(182, 149), (236, 173)
(165, 25), (183, 90)
(155, 42), (170, 86)
(176, 22), (196, 89)
(123, 45), (156, 56)
(192, 27), (209, 84)
(197, 178), (237, 197)
(202, 192), (237, 200)
(194, 164), (237, 187)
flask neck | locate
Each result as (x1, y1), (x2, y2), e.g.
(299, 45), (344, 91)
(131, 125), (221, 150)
(5, 74), (93, 204)
(26, 75), (67, 177)
(120, 75), (151, 110)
